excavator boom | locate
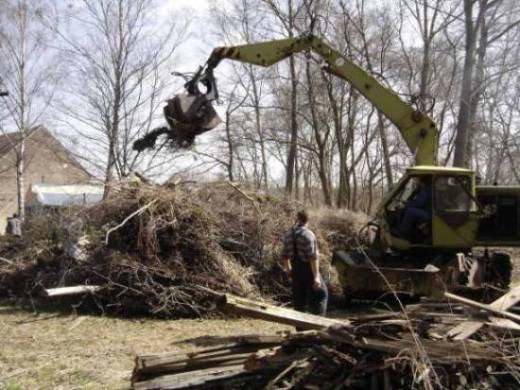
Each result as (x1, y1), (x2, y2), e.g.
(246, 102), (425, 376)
(202, 35), (438, 166)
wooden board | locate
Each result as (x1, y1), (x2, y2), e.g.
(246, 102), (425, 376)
(446, 285), (520, 340)
(45, 285), (104, 297)
(133, 364), (248, 390)
(223, 294), (349, 330)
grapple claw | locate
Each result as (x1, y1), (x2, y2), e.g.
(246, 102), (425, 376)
(134, 67), (222, 150)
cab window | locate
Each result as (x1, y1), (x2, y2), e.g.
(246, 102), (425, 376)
(434, 176), (473, 212)
(386, 176), (419, 211)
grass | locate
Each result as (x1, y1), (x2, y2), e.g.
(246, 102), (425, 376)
(1, 254), (518, 389)
(0, 304), (290, 389)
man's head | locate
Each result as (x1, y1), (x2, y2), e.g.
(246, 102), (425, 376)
(12, 213), (18, 218)
(415, 176), (431, 187)
(296, 210), (309, 225)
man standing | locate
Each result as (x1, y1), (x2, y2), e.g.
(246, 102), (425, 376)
(281, 210), (328, 316)
(6, 213), (22, 237)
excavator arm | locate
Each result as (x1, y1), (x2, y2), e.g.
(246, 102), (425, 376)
(142, 35), (437, 166)
(203, 35), (437, 166)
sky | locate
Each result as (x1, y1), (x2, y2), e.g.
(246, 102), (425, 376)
(167, 0), (215, 71)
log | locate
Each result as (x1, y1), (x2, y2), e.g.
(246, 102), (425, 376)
(223, 294), (349, 330)
(44, 285), (104, 297)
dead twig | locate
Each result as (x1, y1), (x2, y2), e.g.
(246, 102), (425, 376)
(105, 199), (158, 244)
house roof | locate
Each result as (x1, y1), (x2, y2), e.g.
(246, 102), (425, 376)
(0, 127), (91, 177)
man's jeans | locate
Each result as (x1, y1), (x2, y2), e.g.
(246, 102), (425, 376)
(400, 206), (430, 235)
(291, 260), (328, 316)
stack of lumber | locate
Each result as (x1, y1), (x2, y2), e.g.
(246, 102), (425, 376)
(132, 288), (520, 389)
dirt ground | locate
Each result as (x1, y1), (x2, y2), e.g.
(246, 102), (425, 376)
(0, 304), (291, 390)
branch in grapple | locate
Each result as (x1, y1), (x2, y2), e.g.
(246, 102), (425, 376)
(133, 94), (222, 151)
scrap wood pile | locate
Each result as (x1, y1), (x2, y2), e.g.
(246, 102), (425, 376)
(132, 291), (520, 389)
(0, 181), (368, 317)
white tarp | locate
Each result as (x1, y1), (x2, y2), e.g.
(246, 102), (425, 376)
(30, 184), (104, 206)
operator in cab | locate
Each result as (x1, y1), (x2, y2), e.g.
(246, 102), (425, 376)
(396, 176), (432, 239)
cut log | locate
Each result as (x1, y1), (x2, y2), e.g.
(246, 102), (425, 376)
(223, 294), (349, 330)
(44, 285), (104, 297)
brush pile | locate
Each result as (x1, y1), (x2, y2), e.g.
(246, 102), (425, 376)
(132, 291), (520, 389)
(0, 181), (368, 317)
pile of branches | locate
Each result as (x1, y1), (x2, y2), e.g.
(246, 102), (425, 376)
(0, 182), (367, 317)
(132, 302), (520, 389)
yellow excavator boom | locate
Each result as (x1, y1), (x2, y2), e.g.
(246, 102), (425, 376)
(206, 35), (438, 166)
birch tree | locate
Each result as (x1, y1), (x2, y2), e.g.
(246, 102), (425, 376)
(0, 0), (60, 220)
(57, 0), (187, 196)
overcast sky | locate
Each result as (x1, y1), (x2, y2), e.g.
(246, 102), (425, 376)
(167, 0), (215, 71)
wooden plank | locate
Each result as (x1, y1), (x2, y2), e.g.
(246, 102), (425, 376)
(137, 336), (283, 369)
(349, 312), (401, 323)
(44, 285), (104, 297)
(446, 285), (520, 340)
(133, 364), (247, 390)
(223, 294), (349, 330)
(136, 352), (254, 378)
(486, 317), (520, 332)
(448, 318), (520, 339)
(447, 321), (483, 340)
(324, 326), (501, 364)
(444, 292), (520, 323)
(488, 284), (520, 311)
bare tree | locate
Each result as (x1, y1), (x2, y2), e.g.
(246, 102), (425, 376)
(262, 0), (305, 195)
(56, 0), (187, 196)
(453, 0), (520, 167)
(0, 0), (60, 220)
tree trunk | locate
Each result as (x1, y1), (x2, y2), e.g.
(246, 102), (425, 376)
(285, 52), (298, 195)
(250, 70), (268, 189)
(305, 59), (332, 206)
(104, 137), (116, 199)
(16, 138), (25, 221)
(466, 7), (489, 166)
(377, 114), (393, 188)
(453, 0), (483, 167)
(284, 0), (297, 195)
(225, 110), (234, 182)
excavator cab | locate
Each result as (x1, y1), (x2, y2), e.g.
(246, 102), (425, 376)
(379, 167), (479, 252)
(333, 167), (481, 300)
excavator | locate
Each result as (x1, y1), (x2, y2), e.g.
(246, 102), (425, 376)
(135, 35), (520, 300)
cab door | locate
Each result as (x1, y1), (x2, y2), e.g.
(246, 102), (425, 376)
(432, 175), (478, 248)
